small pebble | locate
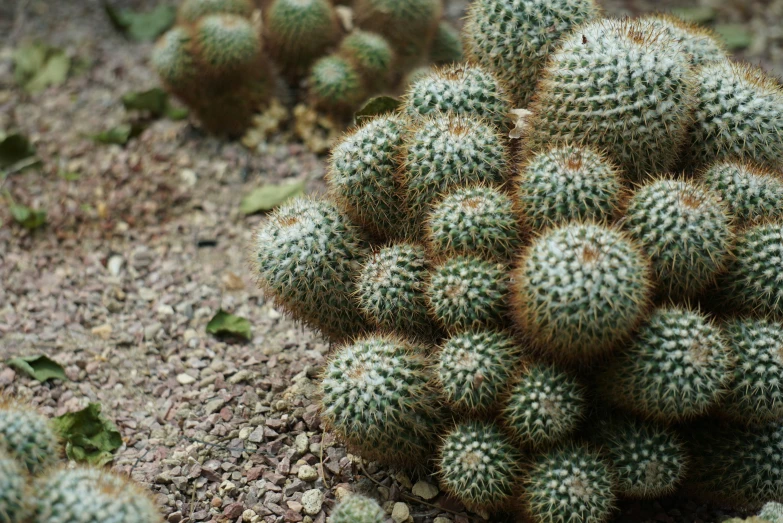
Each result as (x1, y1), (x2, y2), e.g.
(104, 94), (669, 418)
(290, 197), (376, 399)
(412, 480), (439, 500)
(297, 465), (318, 482)
(391, 502), (410, 523)
(301, 489), (323, 515)
(176, 373), (196, 385)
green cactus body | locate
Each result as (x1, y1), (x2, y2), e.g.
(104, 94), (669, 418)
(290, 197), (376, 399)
(600, 306), (733, 422)
(688, 420), (783, 506)
(177, 0), (255, 24)
(502, 364), (586, 449)
(318, 335), (442, 465)
(526, 18), (693, 181)
(265, 0), (339, 73)
(463, 0), (599, 106)
(512, 222), (652, 363)
(426, 186), (521, 261)
(309, 55), (367, 115)
(331, 494), (385, 523)
(427, 256), (509, 332)
(430, 21), (463, 65)
(327, 114), (410, 239)
(255, 197), (368, 341)
(639, 14), (726, 65)
(623, 178), (733, 298)
(193, 14), (262, 74)
(339, 30), (394, 83)
(523, 442), (616, 523)
(516, 145), (623, 230)
(353, 0), (442, 69)
(403, 64), (511, 128)
(152, 27), (198, 91)
(0, 452), (26, 523)
(720, 318), (783, 424)
(401, 114), (510, 229)
(0, 400), (58, 475)
(436, 329), (521, 413)
(724, 221), (783, 317)
(760, 502), (783, 522)
(33, 467), (164, 523)
(592, 416), (687, 499)
(355, 243), (433, 337)
(437, 421), (520, 511)
(702, 160), (783, 224)
(691, 62), (783, 169)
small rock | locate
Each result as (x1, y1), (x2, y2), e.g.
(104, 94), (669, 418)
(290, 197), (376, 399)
(107, 255), (124, 276)
(412, 480), (439, 500)
(297, 465), (318, 482)
(391, 502), (410, 523)
(167, 511), (183, 523)
(157, 304), (175, 316)
(268, 308), (282, 319)
(204, 398), (225, 414)
(176, 373), (196, 385)
(395, 472), (412, 490)
(144, 322), (162, 339)
(224, 503), (244, 519)
(301, 489), (323, 516)
(242, 509), (257, 522)
(180, 168), (197, 187)
(334, 486), (351, 502)
(294, 433), (309, 455)
(433, 518), (452, 523)
(239, 427), (253, 440)
(91, 323), (112, 340)
(248, 425), (264, 443)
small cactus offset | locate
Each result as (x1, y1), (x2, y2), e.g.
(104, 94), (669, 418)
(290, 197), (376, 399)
(264, 0), (340, 74)
(0, 451), (26, 523)
(308, 55), (367, 115)
(339, 30), (395, 88)
(0, 399), (59, 475)
(331, 494), (385, 523)
(701, 160), (783, 224)
(638, 13), (726, 65)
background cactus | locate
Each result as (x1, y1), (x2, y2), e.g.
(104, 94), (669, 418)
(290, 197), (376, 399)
(0, 451), (26, 523)
(0, 399), (59, 475)
(639, 13), (726, 65)
(264, 0), (340, 74)
(309, 55), (367, 115)
(701, 160), (783, 224)
(331, 494), (385, 523)
(339, 30), (395, 87)
(430, 21), (463, 65)
(177, 0), (254, 23)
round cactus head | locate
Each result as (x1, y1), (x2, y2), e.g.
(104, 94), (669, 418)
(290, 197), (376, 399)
(255, 197), (368, 341)
(403, 64), (511, 128)
(437, 421), (521, 511)
(331, 494), (385, 523)
(152, 27), (197, 89)
(427, 255), (509, 332)
(0, 398), (59, 475)
(639, 13), (726, 65)
(464, 0), (600, 106)
(426, 185), (522, 261)
(701, 160), (783, 225)
(193, 14), (262, 74)
(308, 55), (367, 115)
(517, 145), (624, 230)
(339, 30), (394, 80)
(264, 0), (339, 72)
(0, 451), (27, 522)
(430, 21), (463, 65)
(512, 222), (653, 363)
(759, 502), (783, 521)
(600, 306), (733, 422)
(177, 0), (255, 24)
(623, 178), (733, 299)
(522, 441), (616, 523)
(502, 363), (586, 449)
(526, 18), (693, 180)
(318, 335), (442, 465)
(436, 329), (521, 413)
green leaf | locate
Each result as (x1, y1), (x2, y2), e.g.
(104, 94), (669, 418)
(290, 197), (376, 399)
(10, 204), (46, 230)
(52, 403), (123, 466)
(13, 43), (71, 93)
(122, 88), (169, 116)
(206, 310), (252, 341)
(90, 123), (145, 145)
(7, 355), (67, 382)
(0, 132), (36, 169)
(714, 24), (754, 50)
(165, 104), (189, 120)
(240, 181), (305, 215)
(670, 6), (717, 24)
(354, 96), (402, 121)
(58, 171), (81, 181)
(24, 53), (71, 93)
(103, 2), (176, 41)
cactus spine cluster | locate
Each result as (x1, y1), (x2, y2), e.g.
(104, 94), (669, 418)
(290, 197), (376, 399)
(0, 451), (25, 523)
(701, 160), (783, 224)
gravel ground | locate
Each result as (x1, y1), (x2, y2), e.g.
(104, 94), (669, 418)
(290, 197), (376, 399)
(1, 1), (781, 522)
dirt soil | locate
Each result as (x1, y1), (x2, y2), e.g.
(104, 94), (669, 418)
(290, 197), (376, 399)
(1, 1), (781, 522)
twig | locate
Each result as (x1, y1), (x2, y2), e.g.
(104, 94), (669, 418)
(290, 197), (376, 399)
(320, 429), (329, 488)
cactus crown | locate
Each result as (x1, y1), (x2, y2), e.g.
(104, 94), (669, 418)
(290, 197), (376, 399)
(177, 0), (254, 24)
(309, 55), (366, 113)
(701, 160), (783, 224)
(639, 13), (726, 65)
(194, 14), (261, 72)
(340, 30), (394, 77)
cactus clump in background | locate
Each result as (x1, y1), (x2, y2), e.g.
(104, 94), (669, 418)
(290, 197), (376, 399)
(0, 399), (59, 475)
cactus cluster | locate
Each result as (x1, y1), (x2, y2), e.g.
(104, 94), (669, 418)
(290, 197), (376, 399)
(154, 0), (463, 135)
(253, 0), (783, 520)
(0, 397), (164, 523)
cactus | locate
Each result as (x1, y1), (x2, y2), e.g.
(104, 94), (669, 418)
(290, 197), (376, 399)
(502, 364), (586, 449)
(401, 113), (510, 228)
(264, 0), (340, 73)
(194, 14), (262, 74)
(255, 197), (368, 341)
(308, 55), (367, 115)
(600, 306), (733, 423)
(331, 494), (385, 523)
(327, 114), (410, 239)
(512, 222), (653, 363)
(691, 61), (783, 169)
(463, 0), (599, 106)
(355, 243), (434, 337)
(437, 421), (521, 511)
(516, 145), (624, 230)
(151, 27), (197, 91)
(436, 329), (521, 413)
(720, 317), (783, 424)
(318, 335), (442, 465)
(177, 0), (254, 24)
(426, 185), (522, 261)
(522, 441), (616, 523)
(427, 256), (509, 332)
(639, 13), (726, 65)
(526, 18), (693, 181)
(760, 502), (783, 522)
(723, 221), (783, 317)
(339, 30), (394, 84)
(403, 64), (511, 128)
(32, 467), (164, 523)
(0, 451), (26, 523)
(430, 21), (463, 65)
(701, 160), (783, 224)
(591, 415), (687, 499)
(623, 178), (733, 298)
(0, 399), (59, 475)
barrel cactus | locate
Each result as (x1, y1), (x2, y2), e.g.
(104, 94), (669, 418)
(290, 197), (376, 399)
(0, 399), (59, 475)
(331, 494), (385, 523)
